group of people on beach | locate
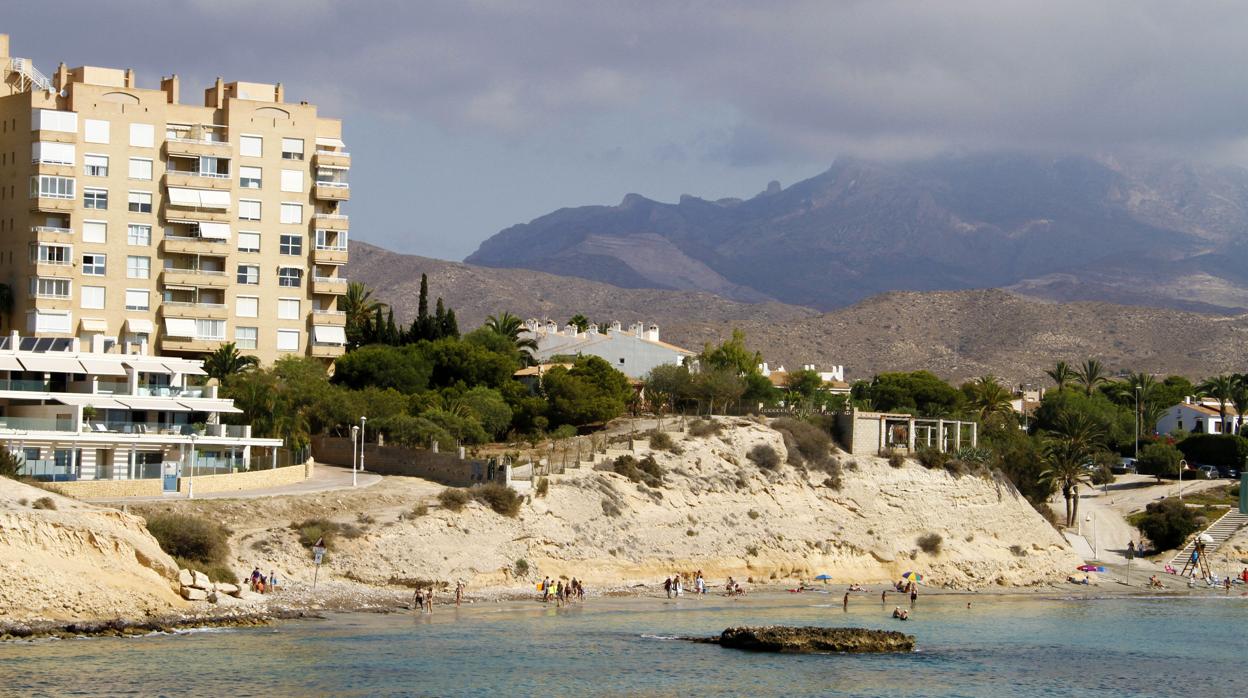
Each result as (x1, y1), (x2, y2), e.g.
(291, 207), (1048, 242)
(249, 568), (277, 594)
(661, 572), (744, 598)
(538, 577), (585, 606)
(413, 586), (435, 613)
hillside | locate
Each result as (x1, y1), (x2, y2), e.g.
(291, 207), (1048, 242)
(465, 154), (1248, 313)
(348, 242), (1248, 383)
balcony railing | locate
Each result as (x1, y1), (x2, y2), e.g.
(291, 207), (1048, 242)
(167, 169), (230, 179)
(315, 180), (349, 188)
(312, 309), (346, 316)
(162, 301), (226, 309)
(314, 243), (348, 252)
(315, 149), (351, 157)
(32, 226), (72, 235)
(164, 267), (228, 276)
(135, 385), (207, 398)
(0, 378), (54, 392)
(313, 275), (347, 283)
(313, 213), (349, 221)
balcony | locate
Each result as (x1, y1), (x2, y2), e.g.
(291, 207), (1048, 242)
(164, 170), (232, 190)
(310, 343), (346, 359)
(310, 309), (347, 326)
(314, 149), (351, 169)
(314, 182), (350, 201)
(33, 260), (74, 278)
(165, 136), (230, 158)
(161, 267), (230, 289)
(312, 276), (348, 295)
(31, 161), (74, 177)
(159, 301), (228, 320)
(312, 245), (349, 265)
(31, 296), (71, 311)
(312, 213), (349, 230)
(160, 204), (229, 224)
(159, 336), (226, 353)
(30, 195), (75, 213)
(31, 129), (76, 144)
(161, 235), (232, 256)
(32, 225), (73, 243)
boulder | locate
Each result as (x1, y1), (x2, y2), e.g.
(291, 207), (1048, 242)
(178, 569), (194, 587)
(180, 587), (208, 601)
(235, 589), (263, 602)
(703, 626), (914, 654)
(191, 571), (211, 590)
(214, 583), (239, 595)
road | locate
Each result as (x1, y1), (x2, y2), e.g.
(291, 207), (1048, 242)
(86, 464), (382, 504)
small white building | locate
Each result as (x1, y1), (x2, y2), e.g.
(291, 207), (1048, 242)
(759, 362), (850, 395)
(522, 319), (695, 379)
(1156, 398), (1244, 436)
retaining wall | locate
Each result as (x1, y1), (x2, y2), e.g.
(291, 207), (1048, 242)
(50, 462), (311, 499)
(312, 436), (491, 487)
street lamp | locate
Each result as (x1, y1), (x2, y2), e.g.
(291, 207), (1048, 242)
(1086, 513), (1096, 560)
(350, 424), (360, 487)
(187, 432), (198, 499)
(1178, 458), (1186, 501)
(358, 416), (367, 480)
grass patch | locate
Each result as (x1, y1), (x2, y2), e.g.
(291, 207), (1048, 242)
(409, 504), (429, 518)
(290, 518), (364, 551)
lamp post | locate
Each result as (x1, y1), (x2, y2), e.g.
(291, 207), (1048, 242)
(350, 424), (360, 487)
(1086, 512), (1096, 560)
(1178, 458), (1186, 501)
(187, 432), (198, 499)
(358, 416), (367, 479)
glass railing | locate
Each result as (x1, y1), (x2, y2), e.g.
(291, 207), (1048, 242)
(0, 379), (53, 392)
(0, 416), (73, 431)
(135, 385), (206, 398)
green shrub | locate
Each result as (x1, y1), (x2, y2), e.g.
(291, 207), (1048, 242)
(688, 419), (723, 437)
(535, 477), (550, 497)
(550, 424), (578, 440)
(917, 532), (943, 554)
(438, 488), (470, 512)
(31, 496), (56, 510)
(1177, 433), (1248, 467)
(648, 430), (678, 452)
(1137, 499), (1200, 551)
(410, 504), (429, 518)
(916, 448), (948, 470)
(772, 418), (832, 465)
(0, 449), (22, 479)
(174, 557), (237, 584)
(514, 558), (530, 577)
(146, 513), (229, 562)
(1137, 442), (1183, 479)
(747, 509), (760, 519)
(888, 451), (905, 468)
(748, 444), (781, 470)
(1231, 482), (1241, 499)
(471, 482), (522, 517)
(612, 455), (664, 488)
(292, 518), (339, 550)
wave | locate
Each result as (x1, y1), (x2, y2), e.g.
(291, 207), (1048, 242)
(640, 633), (682, 641)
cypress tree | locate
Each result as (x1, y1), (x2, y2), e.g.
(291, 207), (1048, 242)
(385, 308), (399, 345)
(417, 274), (429, 324)
(443, 308), (459, 339)
(433, 298), (446, 340)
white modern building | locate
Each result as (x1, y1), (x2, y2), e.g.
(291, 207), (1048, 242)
(522, 319), (695, 379)
(758, 362), (850, 394)
(0, 331), (282, 489)
(1156, 397), (1244, 436)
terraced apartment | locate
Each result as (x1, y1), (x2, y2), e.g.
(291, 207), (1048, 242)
(0, 33), (349, 364)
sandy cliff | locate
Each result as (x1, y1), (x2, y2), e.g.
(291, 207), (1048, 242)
(0, 479), (185, 624)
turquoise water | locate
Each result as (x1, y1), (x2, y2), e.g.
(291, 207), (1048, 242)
(4, 592), (1247, 697)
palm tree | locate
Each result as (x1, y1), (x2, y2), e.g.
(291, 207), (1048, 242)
(1039, 412), (1105, 527)
(343, 282), (385, 346)
(1046, 361), (1075, 392)
(485, 311), (538, 362)
(967, 375), (1013, 423)
(1074, 358), (1108, 396)
(202, 342), (258, 382)
(1197, 374), (1236, 434)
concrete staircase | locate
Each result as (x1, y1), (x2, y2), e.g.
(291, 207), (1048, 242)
(1168, 509), (1248, 567)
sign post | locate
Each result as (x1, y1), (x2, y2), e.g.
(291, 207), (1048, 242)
(312, 537), (326, 589)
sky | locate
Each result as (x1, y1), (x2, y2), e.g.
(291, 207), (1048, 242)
(7, 1), (1248, 260)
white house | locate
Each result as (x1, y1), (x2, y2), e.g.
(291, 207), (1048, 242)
(0, 331), (282, 488)
(1155, 397), (1244, 436)
(759, 362), (850, 394)
(522, 319), (695, 379)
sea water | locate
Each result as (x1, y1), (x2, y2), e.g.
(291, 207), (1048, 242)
(3, 592), (1246, 697)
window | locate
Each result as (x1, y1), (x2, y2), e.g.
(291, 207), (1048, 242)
(239, 166), (261, 188)
(238, 199), (261, 221)
(124, 289), (149, 311)
(237, 231), (260, 253)
(31, 277), (71, 299)
(281, 138), (304, 160)
(84, 119), (110, 144)
(315, 229), (347, 250)
(32, 142), (75, 165)
(278, 267), (303, 288)
(84, 154), (108, 177)
(126, 256), (150, 279)
(127, 158), (152, 180)
(237, 264), (259, 285)
(81, 285), (105, 310)
(280, 169), (303, 192)
(32, 109), (78, 133)
(236, 296), (259, 318)
(276, 329), (300, 352)
(195, 319), (225, 340)
(277, 298), (300, 320)
(279, 234), (303, 256)
(33, 312), (72, 334)
(82, 253), (106, 276)
(32, 244), (71, 265)
(127, 191), (152, 213)
(239, 135), (262, 157)
(83, 188), (108, 209)
(129, 123), (154, 148)
(82, 221), (107, 244)
(235, 326), (258, 350)
(30, 175), (75, 199)
(279, 202), (302, 224)
(127, 224), (151, 246)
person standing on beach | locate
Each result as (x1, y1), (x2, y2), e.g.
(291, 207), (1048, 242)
(413, 587), (423, 612)
(910, 586), (918, 605)
(425, 587), (434, 613)
(664, 576), (672, 599)
(843, 592), (849, 611)
(268, 570), (278, 592)
(455, 580), (464, 607)
(674, 574), (683, 597)
(881, 590), (887, 604)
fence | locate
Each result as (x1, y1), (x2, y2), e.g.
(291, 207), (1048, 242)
(312, 436), (501, 487)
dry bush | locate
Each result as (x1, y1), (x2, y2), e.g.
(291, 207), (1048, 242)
(888, 451), (905, 468)
(471, 482), (522, 517)
(648, 430), (680, 453)
(438, 488), (470, 512)
(31, 496), (56, 510)
(688, 419), (723, 438)
(916, 448), (948, 470)
(535, 477), (550, 497)
(613, 454), (665, 488)
(748, 444), (781, 470)
(917, 532), (943, 555)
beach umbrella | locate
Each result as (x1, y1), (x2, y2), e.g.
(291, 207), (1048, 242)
(814, 574), (833, 582)
(1199, 533), (1214, 543)
(901, 572), (924, 583)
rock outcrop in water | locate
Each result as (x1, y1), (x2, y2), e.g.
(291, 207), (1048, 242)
(698, 626), (914, 653)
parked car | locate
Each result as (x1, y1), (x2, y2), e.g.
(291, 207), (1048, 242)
(1216, 464), (1240, 479)
(1112, 457), (1137, 475)
(1197, 465), (1220, 479)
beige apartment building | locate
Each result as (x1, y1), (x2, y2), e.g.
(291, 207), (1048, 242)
(0, 34), (349, 365)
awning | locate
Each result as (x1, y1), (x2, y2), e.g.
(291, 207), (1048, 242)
(80, 318), (109, 333)
(125, 318), (154, 334)
(162, 284), (197, 292)
(178, 399), (242, 414)
(198, 222), (230, 240)
(55, 395), (127, 409)
(313, 325), (347, 345)
(199, 190), (231, 209)
(77, 357), (129, 376)
(317, 164), (350, 171)
(164, 317), (197, 338)
(315, 137), (345, 148)
(0, 355), (23, 371)
(17, 355), (84, 373)
(118, 397), (194, 412)
(160, 359), (207, 376)
(125, 357), (173, 374)
(167, 187), (201, 206)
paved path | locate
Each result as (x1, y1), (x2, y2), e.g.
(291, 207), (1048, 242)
(86, 465), (382, 504)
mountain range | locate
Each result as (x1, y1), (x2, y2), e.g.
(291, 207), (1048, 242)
(465, 154), (1248, 313)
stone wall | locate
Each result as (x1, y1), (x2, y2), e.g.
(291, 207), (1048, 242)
(49, 462), (310, 499)
(312, 436), (488, 487)
(47, 478), (164, 499)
